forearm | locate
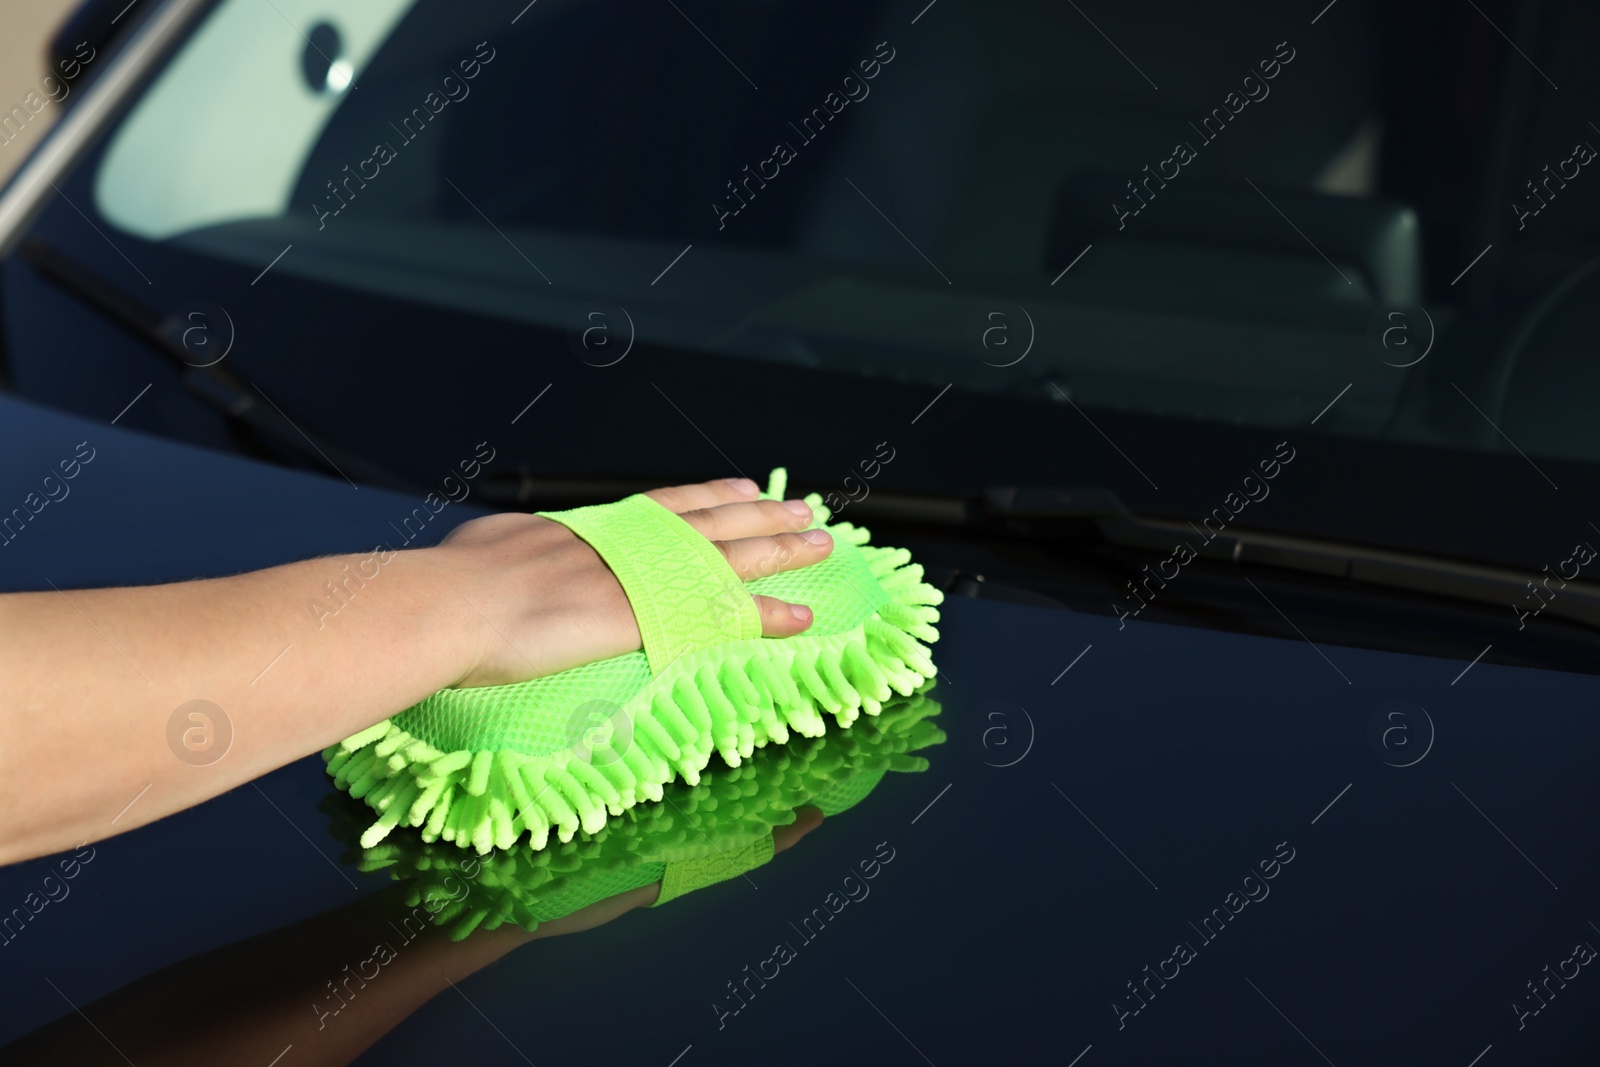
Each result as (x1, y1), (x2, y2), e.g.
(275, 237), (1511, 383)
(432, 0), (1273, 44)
(0, 547), (476, 864)
(0, 882), (660, 1067)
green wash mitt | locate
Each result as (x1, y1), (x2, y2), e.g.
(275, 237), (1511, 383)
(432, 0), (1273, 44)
(325, 688), (944, 939)
(324, 469), (943, 855)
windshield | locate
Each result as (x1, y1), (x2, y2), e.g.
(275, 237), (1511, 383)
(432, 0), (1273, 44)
(10, 0), (1600, 576)
(91, 0), (1413, 433)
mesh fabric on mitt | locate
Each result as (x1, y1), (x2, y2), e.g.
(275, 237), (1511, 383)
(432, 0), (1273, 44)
(323, 688), (944, 940)
(324, 469), (942, 854)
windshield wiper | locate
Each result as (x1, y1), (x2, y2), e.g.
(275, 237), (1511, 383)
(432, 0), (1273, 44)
(18, 239), (417, 492)
(925, 484), (1600, 633)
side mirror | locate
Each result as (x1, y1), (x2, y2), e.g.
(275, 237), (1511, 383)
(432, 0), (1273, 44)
(46, 0), (150, 92)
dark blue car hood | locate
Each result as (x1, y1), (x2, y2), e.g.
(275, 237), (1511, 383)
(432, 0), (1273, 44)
(0, 393), (1595, 1065)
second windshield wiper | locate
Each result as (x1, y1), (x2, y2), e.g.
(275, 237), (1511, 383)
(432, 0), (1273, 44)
(19, 238), (417, 492)
(941, 484), (1600, 633)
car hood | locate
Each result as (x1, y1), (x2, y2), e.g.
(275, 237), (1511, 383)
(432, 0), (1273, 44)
(0, 393), (1594, 1065)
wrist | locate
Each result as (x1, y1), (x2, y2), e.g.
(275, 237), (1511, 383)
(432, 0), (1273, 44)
(409, 543), (496, 690)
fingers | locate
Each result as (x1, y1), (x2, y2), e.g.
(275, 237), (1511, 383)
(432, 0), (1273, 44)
(754, 594), (813, 637)
(677, 498), (814, 542)
(722, 529), (832, 583)
(647, 480), (829, 636)
(645, 477), (759, 513)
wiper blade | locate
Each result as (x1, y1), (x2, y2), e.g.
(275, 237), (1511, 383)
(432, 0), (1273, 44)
(20, 239), (416, 492)
(978, 485), (1600, 632)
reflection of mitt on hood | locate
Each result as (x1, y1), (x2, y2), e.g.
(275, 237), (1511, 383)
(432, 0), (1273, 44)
(324, 468), (943, 856)
(322, 687), (944, 940)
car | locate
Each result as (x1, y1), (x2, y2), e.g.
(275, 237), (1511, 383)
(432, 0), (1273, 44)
(0, 0), (1597, 1063)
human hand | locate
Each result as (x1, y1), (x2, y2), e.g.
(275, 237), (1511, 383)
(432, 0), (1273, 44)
(429, 477), (833, 689)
